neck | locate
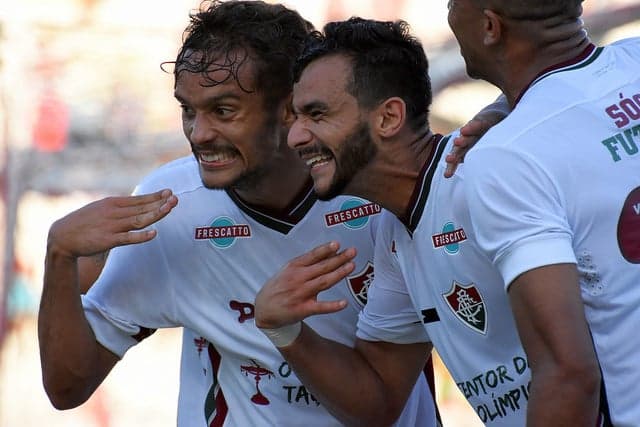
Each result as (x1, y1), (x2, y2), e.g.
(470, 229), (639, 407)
(489, 16), (592, 107)
(344, 129), (436, 219)
(503, 40), (592, 107)
(233, 149), (311, 212)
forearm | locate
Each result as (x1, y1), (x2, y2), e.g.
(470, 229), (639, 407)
(279, 323), (403, 427)
(527, 363), (600, 426)
(38, 245), (112, 408)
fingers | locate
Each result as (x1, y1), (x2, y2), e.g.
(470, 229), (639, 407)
(114, 229), (158, 247)
(102, 190), (177, 231)
(306, 254), (356, 292)
(444, 122), (478, 178)
(309, 299), (349, 316)
(293, 242), (357, 283)
(294, 241), (341, 266)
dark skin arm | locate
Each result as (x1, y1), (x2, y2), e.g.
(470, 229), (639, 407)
(78, 252), (109, 294)
(38, 189), (177, 409)
(508, 263), (601, 426)
(255, 242), (432, 426)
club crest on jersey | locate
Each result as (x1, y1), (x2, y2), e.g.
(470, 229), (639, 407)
(194, 216), (251, 249)
(443, 281), (487, 334)
(324, 199), (381, 229)
(432, 222), (467, 254)
(347, 262), (374, 306)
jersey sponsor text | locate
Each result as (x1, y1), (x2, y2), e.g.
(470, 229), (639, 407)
(195, 225), (251, 239)
(324, 202), (381, 226)
(432, 227), (467, 248)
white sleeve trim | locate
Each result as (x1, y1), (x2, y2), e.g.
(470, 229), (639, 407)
(498, 233), (577, 289)
(82, 296), (139, 358)
(357, 310), (430, 344)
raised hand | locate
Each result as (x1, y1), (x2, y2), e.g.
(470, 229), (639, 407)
(255, 241), (357, 330)
(444, 94), (509, 178)
(47, 189), (178, 259)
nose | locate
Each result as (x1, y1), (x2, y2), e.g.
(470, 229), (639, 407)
(188, 113), (217, 146)
(287, 118), (313, 150)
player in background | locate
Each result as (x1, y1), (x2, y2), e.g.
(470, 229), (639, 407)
(450, 0), (640, 425)
(38, 2), (440, 426)
(253, 15), (595, 426)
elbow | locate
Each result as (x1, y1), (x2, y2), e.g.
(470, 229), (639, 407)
(42, 374), (93, 410)
(357, 403), (405, 427)
(563, 356), (601, 397)
(534, 356), (601, 402)
(45, 388), (88, 410)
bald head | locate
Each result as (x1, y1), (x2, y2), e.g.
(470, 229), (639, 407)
(477, 0), (583, 21)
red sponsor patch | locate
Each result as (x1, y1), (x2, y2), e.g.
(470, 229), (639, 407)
(618, 186), (640, 263)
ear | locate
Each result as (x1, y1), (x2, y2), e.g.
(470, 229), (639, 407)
(374, 97), (405, 138)
(482, 9), (503, 46)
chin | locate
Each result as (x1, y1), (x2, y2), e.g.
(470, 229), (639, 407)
(314, 179), (348, 202)
(199, 170), (238, 190)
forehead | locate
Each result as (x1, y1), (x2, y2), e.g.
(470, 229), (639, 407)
(293, 54), (354, 108)
(174, 49), (258, 100)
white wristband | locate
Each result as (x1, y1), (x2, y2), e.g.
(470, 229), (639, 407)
(259, 322), (302, 348)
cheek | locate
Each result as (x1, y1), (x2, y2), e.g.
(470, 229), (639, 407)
(181, 116), (192, 136)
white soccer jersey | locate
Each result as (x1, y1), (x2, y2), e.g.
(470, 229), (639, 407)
(357, 134), (531, 426)
(82, 155), (436, 427)
(463, 38), (640, 425)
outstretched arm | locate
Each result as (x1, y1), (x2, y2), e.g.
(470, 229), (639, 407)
(38, 189), (177, 409)
(255, 242), (431, 426)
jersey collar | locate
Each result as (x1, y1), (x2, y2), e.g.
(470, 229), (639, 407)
(513, 43), (601, 106)
(400, 134), (450, 235)
(226, 177), (317, 234)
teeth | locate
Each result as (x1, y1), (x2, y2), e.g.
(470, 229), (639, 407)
(306, 154), (331, 167)
(200, 152), (233, 162)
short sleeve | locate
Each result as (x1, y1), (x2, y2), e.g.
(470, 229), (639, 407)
(82, 233), (178, 357)
(464, 146), (577, 288)
(357, 214), (430, 344)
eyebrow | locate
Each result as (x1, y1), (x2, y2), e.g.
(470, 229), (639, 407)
(174, 91), (242, 105)
(292, 100), (328, 115)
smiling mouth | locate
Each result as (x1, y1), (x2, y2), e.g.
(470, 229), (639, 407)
(305, 153), (333, 168)
(196, 149), (238, 166)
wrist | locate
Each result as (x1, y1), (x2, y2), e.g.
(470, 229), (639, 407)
(259, 322), (302, 348)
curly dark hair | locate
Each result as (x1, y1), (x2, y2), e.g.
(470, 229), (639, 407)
(165, 0), (313, 106)
(294, 17), (431, 131)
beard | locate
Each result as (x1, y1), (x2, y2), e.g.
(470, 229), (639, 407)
(316, 121), (377, 201)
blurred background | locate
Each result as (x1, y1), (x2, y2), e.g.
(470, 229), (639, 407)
(0, 0), (638, 425)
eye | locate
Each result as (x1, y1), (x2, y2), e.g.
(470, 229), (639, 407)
(214, 106), (235, 118)
(180, 104), (195, 118)
(309, 110), (324, 121)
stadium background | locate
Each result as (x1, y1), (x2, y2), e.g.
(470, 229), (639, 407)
(0, 0), (638, 425)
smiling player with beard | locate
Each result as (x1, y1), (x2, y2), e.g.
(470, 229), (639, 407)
(37, 2), (441, 426)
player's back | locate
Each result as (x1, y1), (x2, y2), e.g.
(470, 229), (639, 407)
(465, 37), (640, 425)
